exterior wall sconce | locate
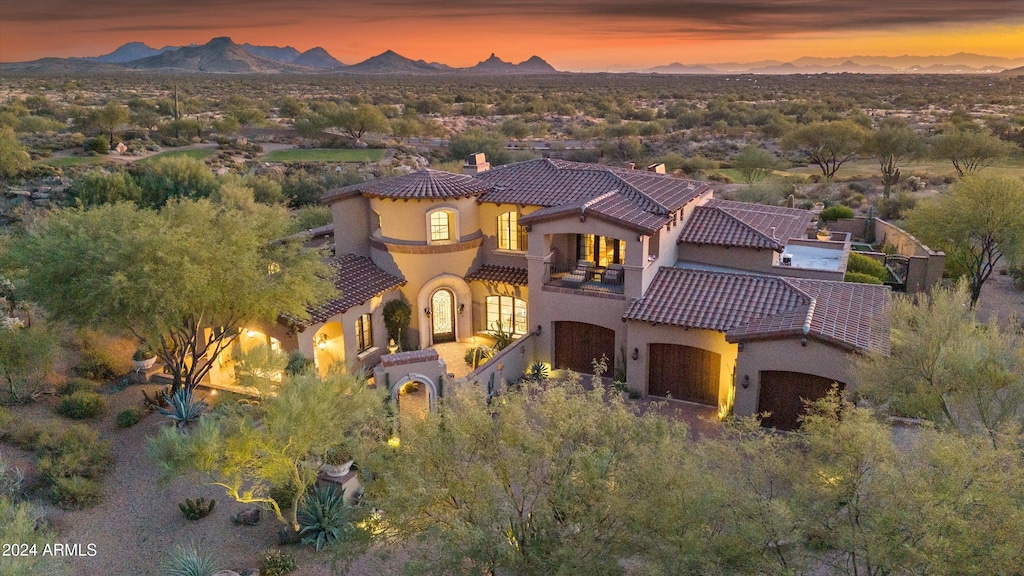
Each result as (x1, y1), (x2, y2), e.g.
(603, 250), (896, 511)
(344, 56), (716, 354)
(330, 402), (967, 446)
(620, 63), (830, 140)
(424, 307), (431, 317)
(458, 303), (465, 314)
(535, 325), (542, 335)
(631, 347), (639, 361)
(742, 374), (750, 389)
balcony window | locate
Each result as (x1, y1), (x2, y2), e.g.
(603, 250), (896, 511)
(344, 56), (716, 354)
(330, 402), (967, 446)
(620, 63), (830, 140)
(576, 234), (625, 267)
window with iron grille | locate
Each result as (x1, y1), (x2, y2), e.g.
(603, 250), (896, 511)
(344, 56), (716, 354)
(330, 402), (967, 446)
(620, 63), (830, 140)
(355, 313), (373, 353)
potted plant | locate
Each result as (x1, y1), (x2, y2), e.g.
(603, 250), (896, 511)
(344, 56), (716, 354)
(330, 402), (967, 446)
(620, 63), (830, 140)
(132, 345), (157, 371)
(816, 227), (832, 241)
(320, 445), (354, 478)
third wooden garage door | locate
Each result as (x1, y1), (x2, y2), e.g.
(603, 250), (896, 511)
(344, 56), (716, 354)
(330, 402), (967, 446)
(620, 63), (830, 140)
(757, 371), (845, 430)
(648, 344), (720, 406)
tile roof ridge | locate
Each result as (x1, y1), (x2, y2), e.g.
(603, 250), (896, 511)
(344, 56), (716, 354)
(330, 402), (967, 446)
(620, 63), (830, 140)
(714, 204), (786, 251)
(803, 297), (816, 337)
(607, 171), (670, 215)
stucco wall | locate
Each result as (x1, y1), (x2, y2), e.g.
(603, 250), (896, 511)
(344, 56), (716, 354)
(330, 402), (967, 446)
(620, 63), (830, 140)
(331, 196), (371, 257)
(462, 332), (538, 396)
(733, 338), (857, 417)
(624, 322), (739, 405)
(678, 243), (776, 273)
(477, 203), (538, 269)
(370, 197), (480, 244)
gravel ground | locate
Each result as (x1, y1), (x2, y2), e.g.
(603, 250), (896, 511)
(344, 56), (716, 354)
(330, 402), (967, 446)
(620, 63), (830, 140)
(2, 384), (386, 576)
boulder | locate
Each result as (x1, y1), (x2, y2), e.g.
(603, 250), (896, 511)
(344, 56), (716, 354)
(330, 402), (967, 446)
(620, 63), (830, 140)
(277, 526), (302, 545)
(233, 508), (261, 526)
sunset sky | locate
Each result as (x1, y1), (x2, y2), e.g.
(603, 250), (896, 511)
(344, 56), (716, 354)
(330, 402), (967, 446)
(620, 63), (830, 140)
(1, 0), (1023, 69)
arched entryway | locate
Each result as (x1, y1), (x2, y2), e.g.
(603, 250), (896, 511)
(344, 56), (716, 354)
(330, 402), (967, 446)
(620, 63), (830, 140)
(430, 289), (456, 344)
(390, 373), (438, 432)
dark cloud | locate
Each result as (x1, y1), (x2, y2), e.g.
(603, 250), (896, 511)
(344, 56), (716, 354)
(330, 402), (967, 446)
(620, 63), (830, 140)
(4, 0), (1023, 35)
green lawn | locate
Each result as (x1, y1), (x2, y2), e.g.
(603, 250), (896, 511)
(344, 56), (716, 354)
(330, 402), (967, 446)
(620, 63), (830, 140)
(39, 156), (109, 167)
(784, 155), (1024, 181)
(261, 148), (386, 163)
(137, 148), (215, 164)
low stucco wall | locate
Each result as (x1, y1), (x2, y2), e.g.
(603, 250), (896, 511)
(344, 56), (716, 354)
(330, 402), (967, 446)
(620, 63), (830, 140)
(624, 322), (738, 405)
(461, 332), (538, 395)
(829, 217), (945, 292)
(733, 338), (856, 417)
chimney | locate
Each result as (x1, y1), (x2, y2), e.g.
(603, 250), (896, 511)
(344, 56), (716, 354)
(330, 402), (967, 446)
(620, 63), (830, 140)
(626, 162), (636, 170)
(647, 163), (666, 174)
(463, 152), (490, 175)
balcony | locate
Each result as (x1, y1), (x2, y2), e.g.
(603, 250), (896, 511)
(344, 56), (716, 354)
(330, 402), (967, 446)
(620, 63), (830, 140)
(544, 262), (625, 296)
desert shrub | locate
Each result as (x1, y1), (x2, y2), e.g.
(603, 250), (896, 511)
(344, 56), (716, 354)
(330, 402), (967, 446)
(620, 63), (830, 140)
(0, 498), (65, 576)
(298, 484), (355, 551)
(0, 324), (57, 404)
(0, 455), (24, 498)
(847, 252), (888, 280)
(55, 391), (104, 420)
(73, 168), (141, 206)
(159, 387), (207, 428)
(269, 482), (300, 511)
(819, 205), (854, 223)
(847, 181), (872, 194)
(464, 346), (493, 367)
(382, 298), (412, 350)
(75, 346), (125, 381)
(115, 407), (145, 428)
(137, 155), (219, 207)
(162, 543), (219, 576)
(260, 549), (297, 576)
(36, 425), (111, 480)
(729, 177), (790, 205)
(284, 351), (314, 376)
(5, 420), (58, 449)
(1009, 263), (1024, 291)
(48, 475), (102, 508)
(289, 205), (332, 234)
(844, 271), (884, 285)
(59, 378), (97, 396)
(83, 135), (109, 154)
(876, 192), (917, 221)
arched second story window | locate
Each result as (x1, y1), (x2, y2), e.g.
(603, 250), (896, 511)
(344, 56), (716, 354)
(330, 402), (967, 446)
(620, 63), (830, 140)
(427, 208), (457, 245)
(497, 211), (529, 252)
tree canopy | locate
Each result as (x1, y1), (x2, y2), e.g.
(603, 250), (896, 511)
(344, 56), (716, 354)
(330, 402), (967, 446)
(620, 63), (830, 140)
(3, 198), (334, 393)
(906, 174), (1024, 305)
(732, 143), (779, 185)
(867, 119), (924, 198)
(930, 127), (1017, 177)
(781, 120), (869, 181)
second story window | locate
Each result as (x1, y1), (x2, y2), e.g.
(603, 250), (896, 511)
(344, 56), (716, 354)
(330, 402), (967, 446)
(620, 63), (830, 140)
(355, 313), (373, 353)
(429, 210), (453, 243)
(497, 212), (528, 251)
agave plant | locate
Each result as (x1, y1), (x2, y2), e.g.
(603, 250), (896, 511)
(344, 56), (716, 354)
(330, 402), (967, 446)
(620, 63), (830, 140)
(159, 387), (208, 428)
(297, 484), (352, 551)
(161, 543), (218, 576)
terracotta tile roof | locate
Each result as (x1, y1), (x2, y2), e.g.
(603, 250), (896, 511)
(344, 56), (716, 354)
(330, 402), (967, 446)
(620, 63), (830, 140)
(465, 264), (529, 286)
(623, 268), (890, 354)
(306, 254), (406, 325)
(324, 169), (492, 202)
(379, 348), (439, 367)
(476, 159), (708, 233)
(678, 199), (813, 251)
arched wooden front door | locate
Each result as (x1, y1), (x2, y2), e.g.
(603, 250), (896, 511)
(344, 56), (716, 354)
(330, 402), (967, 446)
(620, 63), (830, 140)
(430, 289), (456, 343)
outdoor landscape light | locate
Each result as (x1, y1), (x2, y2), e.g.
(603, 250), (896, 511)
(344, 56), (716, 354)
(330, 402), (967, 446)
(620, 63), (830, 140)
(317, 335), (327, 350)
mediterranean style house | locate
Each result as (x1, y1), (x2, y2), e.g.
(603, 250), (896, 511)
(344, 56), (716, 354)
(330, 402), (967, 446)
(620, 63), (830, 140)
(214, 154), (935, 429)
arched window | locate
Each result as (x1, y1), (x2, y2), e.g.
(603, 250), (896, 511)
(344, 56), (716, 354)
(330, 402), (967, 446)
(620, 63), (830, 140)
(486, 296), (528, 335)
(426, 209), (457, 244)
(497, 211), (528, 251)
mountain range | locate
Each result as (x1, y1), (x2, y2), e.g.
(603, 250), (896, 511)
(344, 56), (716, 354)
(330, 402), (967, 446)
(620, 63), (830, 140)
(2, 37), (556, 75)
(3, 38), (1021, 75)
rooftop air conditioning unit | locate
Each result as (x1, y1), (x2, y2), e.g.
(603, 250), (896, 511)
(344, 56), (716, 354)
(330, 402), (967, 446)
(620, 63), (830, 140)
(781, 253), (793, 266)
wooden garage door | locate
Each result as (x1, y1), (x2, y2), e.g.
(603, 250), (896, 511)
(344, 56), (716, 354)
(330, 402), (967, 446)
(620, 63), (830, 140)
(648, 344), (721, 405)
(553, 322), (616, 374)
(757, 371), (845, 430)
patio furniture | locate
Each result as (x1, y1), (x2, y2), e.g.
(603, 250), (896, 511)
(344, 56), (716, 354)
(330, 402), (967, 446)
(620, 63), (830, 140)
(562, 259), (593, 287)
(603, 263), (624, 285)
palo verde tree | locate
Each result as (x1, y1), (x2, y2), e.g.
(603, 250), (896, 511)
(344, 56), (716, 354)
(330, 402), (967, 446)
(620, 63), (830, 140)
(930, 127), (1016, 178)
(149, 370), (385, 531)
(331, 103), (390, 141)
(906, 174), (1024, 306)
(93, 101), (130, 144)
(867, 119), (924, 198)
(858, 282), (1024, 439)
(781, 120), (869, 181)
(732, 143), (779, 185)
(3, 198), (334, 394)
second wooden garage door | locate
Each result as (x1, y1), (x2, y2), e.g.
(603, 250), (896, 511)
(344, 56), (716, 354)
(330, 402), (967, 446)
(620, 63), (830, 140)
(648, 344), (721, 406)
(553, 321), (616, 374)
(757, 371), (845, 430)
